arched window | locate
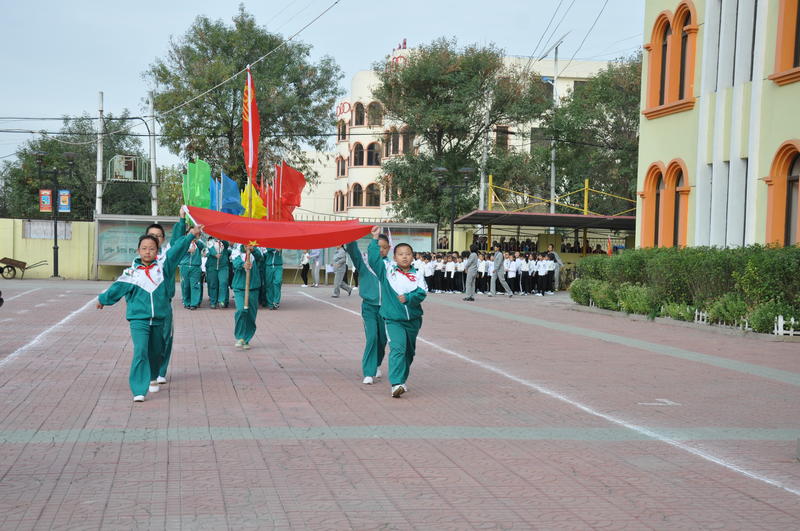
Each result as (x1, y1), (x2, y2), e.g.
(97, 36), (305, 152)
(659, 24), (671, 106)
(367, 102), (383, 126)
(353, 103), (365, 126)
(365, 183), (381, 206)
(333, 192), (341, 212)
(383, 132), (391, 157)
(366, 143), (381, 166)
(766, 141), (800, 245)
(654, 174), (664, 245)
(673, 171), (684, 247)
(678, 13), (691, 100)
(770, 0), (800, 85)
(337, 120), (347, 141)
(787, 155), (800, 246)
(353, 143), (364, 166)
(402, 128), (415, 154)
(336, 156), (347, 177)
(391, 128), (400, 155)
(351, 183), (363, 207)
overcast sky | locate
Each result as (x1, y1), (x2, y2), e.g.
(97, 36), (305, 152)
(0, 0), (645, 165)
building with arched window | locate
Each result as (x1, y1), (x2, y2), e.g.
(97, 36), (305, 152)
(638, 0), (800, 247)
(311, 45), (607, 221)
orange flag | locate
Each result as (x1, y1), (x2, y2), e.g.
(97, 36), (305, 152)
(241, 67), (260, 186)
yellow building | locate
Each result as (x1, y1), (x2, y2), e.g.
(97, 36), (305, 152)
(637, 0), (800, 248)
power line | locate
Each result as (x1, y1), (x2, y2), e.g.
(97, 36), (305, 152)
(559, 0), (611, 76)
(535, 0), (577, 66)
(523, 0), (565, 73)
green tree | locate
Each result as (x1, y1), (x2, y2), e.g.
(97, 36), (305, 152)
(157, 165), (184, 216)
(0, 114), (148, 219)
(145, 6), (343, 186)
(534, 52), (642, 216)
(373, 38), (550, 223)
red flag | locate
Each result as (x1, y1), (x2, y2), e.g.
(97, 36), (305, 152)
(185, 206), (372, 249)
(280, 161), (306, 207)
(607, 236), (613, 256)
(241, 67), (260, 185)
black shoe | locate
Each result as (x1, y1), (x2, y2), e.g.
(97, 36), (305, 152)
(189, 306), (196, 310)
(463, 297), (475, 301)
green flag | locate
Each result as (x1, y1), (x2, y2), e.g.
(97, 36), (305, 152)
(183, 159), (211, 208)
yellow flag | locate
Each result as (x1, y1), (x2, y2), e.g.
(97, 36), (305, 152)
(240, 183), (267, 219)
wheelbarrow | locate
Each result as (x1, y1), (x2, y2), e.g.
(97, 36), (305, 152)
(0, 257), (48, 279)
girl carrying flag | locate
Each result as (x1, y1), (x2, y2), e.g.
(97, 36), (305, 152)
(97, 223), (204, 402)
(367, 226), (427, 398)
(231, 244), (263, 349)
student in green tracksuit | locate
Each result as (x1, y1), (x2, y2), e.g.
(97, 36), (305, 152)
(97, 224), (203, 402)
(367, 226), (427, 398)
(231, 244), (263, 349)
(263, 248), (283, 310)
(346, 235), (390, 384)
(143, 210), (187, 384)
(205, 238), (230, 309)
(179, 236), (205, 309)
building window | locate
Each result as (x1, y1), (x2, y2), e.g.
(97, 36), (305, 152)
(353, 143), (364, 166)
(643, 2), (698, 119)
(337, 120), (347, 141)
(351, 184), (363, 207)
(766, 141), (800, 245)
(391, 128), (400, 155)
(367, 102), (383, 126)
(401, 128), (415, 154)
(770, 0), (800, 85)
(641, 160), (690, 247)
(353, 103), (365, 126)
(673, 171), (684, 247)
(572, 80), (588, 98)
(336, 156), (347, 177)
(654, 174), (664, 245)
(366, 143), (381, 166)
(333, 192), (341, 212)
(496, 126), (509, 151)
(787, 155), (800, 245)
(365, 183), (381, 206)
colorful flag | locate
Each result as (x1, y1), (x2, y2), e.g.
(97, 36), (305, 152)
(241, 67), (260, 188)
(272, 161), (306, 221)
(209, 178), (221, 211)
(183, 160), (212, 209)
(607, 236), (613, 256)
(221, 173), (245, 215)
(240, 182), (267, 219)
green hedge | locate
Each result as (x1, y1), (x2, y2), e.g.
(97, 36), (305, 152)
(570, 245), (800, 331)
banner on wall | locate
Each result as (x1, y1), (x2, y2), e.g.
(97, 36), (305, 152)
(39, 189), (52, 213)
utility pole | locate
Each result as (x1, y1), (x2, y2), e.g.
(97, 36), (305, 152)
(148, 91), (158, 216)
(538, 33), (567, 234)
(95, 91), (104, 218)
(479, 94), (491, 211)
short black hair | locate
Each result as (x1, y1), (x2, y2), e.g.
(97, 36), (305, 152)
(145, 223), (165, 239)
(378, 234), (390, 243)
(138, 234), (160, 249)
(469, 244), (478, 253)
(394, 242), (413, 255)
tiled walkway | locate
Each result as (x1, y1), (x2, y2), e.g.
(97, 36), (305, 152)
(1, 280), (799, 529)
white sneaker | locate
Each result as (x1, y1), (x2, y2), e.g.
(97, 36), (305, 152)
(242, 342), (251, 350)
(148, 384), (159, 393)
(301, 284), (308, 287)
(235, 339), (244, 348)
(133, 395), (145, 402)
(391, 384), (406, 398)
(156, 376), (167, 385)
(375, 368), (382, 379)
(362, 376), (374, 385)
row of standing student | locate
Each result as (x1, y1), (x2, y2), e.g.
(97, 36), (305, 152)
(413, 247), (561, 296)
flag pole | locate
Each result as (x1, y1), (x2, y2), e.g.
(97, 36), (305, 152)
(243, 65), (254, 310)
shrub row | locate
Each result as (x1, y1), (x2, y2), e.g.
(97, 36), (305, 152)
(571, 246), (800, 334)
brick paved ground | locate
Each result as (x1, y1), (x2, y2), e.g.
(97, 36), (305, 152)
(0, 279), (799, 530)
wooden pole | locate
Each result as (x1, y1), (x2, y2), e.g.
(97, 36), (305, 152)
(244, 171), (253, 309)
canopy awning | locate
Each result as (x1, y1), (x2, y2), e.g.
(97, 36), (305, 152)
(454, 210), (636, 231)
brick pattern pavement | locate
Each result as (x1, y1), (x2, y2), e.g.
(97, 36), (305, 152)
(0, 280), (798, 529)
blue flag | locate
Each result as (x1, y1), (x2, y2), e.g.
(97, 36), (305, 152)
(209, 178), (221, 211)
(221, 172), (245, 215)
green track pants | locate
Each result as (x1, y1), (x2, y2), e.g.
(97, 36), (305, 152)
(361, 302), (387, 378)
(385, 318), (421, 386)
(158, 309), (173, 378)
(265, 266), (282, 308)
(180, 265), (203, 307)
(206, 267), (229, 307)
(128, 319), (164, 397)
(233, 288), (258, 343)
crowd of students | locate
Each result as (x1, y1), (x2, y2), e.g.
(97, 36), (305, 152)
(413, 246), (563, 297)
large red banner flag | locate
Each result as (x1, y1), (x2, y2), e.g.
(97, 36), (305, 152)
(241, 67), (260, 185)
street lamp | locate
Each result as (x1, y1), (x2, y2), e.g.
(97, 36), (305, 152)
(34, 152), (77, 278)
(433, 166), (474, 252)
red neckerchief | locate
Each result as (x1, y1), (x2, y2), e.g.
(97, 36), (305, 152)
(395, 266), (416, 282)
(137, 262), (157, 284)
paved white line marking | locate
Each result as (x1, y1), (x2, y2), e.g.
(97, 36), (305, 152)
(35, 303), (47, 308)
(301, 291), (800, 498)
(5, 288), (41, 301)
(16, 310), (29, 314)
(639, 399), (681, 406)
(0, 298), (96, 370)
(0, 318), (13, 324)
